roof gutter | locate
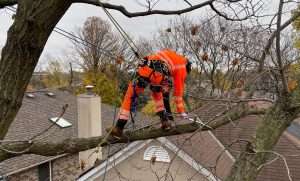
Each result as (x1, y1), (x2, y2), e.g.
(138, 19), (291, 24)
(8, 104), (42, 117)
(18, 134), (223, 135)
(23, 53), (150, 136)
(77, 140), (151, 181)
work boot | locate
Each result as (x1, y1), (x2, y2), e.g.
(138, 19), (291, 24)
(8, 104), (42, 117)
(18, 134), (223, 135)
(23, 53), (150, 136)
(108, 126), (123, 138)
(167, 112), (174, 122)
(161, 120), (172, 130)
(157, 111), (172, 130)
(106, 119), (127, 138)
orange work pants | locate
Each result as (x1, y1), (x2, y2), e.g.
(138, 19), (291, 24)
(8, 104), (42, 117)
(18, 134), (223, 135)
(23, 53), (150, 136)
(118, 65), (170, 121)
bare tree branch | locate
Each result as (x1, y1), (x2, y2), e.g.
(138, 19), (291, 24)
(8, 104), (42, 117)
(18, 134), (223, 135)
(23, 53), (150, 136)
(183, 0), (193, 7)
(259, 9), (300, 71)
(209, 2), (251, 21)
(275, 0), (288, 93)
(73, 0), (213, 17)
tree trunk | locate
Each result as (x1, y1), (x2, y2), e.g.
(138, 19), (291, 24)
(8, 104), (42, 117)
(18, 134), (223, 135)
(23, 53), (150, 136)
(225, 99), (300, 181)
(0, 0), (72, 139)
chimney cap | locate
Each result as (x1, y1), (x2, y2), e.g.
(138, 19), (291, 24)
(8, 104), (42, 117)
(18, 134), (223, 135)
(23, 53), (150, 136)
(26, 93), (35, 98)
(86, 85), (94, 89)
(85, 85), (94, 95)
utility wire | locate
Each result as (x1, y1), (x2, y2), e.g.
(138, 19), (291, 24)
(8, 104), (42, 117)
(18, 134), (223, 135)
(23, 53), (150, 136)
(5, 6), (120, 62)
(6, 5), (141, 61)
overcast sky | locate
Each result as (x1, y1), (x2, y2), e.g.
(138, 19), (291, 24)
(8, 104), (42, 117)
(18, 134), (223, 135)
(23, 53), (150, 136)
(0, 0), (290, 66)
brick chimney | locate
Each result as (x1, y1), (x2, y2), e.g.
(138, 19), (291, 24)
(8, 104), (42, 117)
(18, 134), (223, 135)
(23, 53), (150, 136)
(77, 85), (102, 170)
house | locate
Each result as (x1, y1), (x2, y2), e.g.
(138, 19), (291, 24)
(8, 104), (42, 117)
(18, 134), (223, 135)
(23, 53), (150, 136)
(0, 88), (151, 181)
(0, 90), (80, 181)
(78, 102), (300, 181)
(1, 89), (300, 181)
(0, 89), (107, 180)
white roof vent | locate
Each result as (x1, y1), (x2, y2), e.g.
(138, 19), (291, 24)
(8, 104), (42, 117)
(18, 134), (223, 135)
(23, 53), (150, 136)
(46, 92), (55, 97)
(49, 117), (72, 128)
(143, 146), (170, 163)
(26, 93), (35, 98)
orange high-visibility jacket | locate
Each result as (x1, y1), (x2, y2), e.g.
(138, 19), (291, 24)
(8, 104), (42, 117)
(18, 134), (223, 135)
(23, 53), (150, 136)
(145, 49), (187, 113)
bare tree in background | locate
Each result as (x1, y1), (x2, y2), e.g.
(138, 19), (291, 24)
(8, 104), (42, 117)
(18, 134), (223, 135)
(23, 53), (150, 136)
(154, 16), (265, 96)
(73, 16), (120, 74)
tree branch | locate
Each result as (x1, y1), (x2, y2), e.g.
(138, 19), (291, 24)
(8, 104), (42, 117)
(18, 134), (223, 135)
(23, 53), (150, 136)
(258, 9), (300, 72)
(0, 0), (16, 8)
(73, 0), (213, 17)
(209, 1), (252, 21)
(275, 0), (289, 93)
(0, 106), (265, 162)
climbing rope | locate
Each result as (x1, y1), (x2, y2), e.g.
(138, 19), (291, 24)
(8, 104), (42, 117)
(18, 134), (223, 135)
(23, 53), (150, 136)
(99, 3), (141, 58)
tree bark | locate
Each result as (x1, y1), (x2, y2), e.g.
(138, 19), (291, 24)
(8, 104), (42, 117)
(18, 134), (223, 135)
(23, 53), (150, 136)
(225, 99), (300, 181)
(0, 106), (264, 162)
(0, 0), (72, 139)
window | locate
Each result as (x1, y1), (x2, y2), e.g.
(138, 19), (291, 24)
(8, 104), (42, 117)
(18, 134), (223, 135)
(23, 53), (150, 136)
(38, 162), (52, 181)
(143, 146), (170, 163)
(49, 117), (72, 128)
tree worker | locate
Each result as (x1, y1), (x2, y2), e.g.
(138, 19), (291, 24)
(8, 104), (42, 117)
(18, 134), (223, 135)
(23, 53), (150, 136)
(110, 49), (192, 137)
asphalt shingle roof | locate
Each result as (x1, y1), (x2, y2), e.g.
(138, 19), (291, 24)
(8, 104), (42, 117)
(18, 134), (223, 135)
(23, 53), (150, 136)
(213, 114), (300, 181)
(0, 90), (152, 176)
(1, 90), (77, 176)
(3, 90), (300, 181)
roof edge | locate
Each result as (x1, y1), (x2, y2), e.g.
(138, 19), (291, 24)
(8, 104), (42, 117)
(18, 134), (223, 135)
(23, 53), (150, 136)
(77, 140), (150, 181)
(158, 137), (221, 181)
(5, 154), (67, 176)
(208, 131), (236, 162)
(283, 132), (300, 148)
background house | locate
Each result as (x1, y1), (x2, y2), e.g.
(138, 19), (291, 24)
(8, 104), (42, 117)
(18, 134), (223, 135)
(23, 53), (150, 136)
(1, 89), (300, 181)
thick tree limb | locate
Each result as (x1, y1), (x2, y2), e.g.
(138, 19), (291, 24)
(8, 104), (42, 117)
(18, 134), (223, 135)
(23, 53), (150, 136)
(0, 106), (265, 162)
